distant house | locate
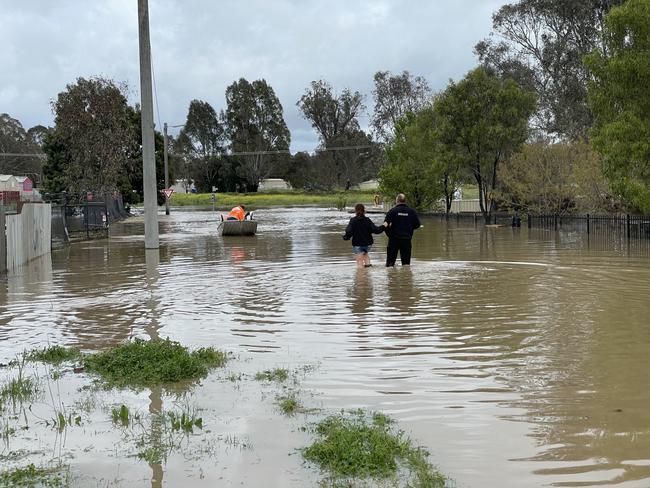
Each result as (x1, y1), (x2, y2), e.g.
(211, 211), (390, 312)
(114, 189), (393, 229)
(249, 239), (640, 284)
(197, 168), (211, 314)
(258, 178), (291, 191)
(0, 175), (20, 192)
(355, 179), (379, 191)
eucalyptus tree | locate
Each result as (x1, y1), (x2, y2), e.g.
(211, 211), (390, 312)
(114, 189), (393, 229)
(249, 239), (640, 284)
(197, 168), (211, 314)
(585, 0), (650, 212)
(224, 78), (290, 191)
(434, 67), (536, 223)
(371, 70), (431, 143)
(476, 0), (625, 140)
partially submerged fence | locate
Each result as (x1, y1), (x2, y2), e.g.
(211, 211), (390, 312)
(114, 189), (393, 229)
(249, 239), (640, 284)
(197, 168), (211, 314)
(51, 194), (129, 246)
(431, 211), (650, 247)
(527, 214), (650, 240)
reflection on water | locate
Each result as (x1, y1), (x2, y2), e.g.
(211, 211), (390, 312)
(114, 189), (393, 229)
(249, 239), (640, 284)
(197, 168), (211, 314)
(1, 208), (650, 487)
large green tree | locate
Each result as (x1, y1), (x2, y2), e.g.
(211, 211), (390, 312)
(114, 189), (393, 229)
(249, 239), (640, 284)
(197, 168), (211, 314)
(42, 77), (137, 197)
(434, 67), (536, 223)
(476, 0), (625, 140)
(176, 99), (234, 192)
(297, 80), (378, 189)
(224, 78), (290, 191)
(378, 113), (445, 212)
(585, 0), (650, 212)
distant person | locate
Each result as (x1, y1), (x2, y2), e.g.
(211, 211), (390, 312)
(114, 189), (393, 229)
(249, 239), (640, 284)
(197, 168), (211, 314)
(226, 205), (246, 221)
(343, 203), (386, 268)
(384, 193), (421, 267)
(373, 194), (382, 206)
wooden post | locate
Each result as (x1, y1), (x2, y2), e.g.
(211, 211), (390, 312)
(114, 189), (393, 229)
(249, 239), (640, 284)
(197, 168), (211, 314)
(586, 214), (590, 234)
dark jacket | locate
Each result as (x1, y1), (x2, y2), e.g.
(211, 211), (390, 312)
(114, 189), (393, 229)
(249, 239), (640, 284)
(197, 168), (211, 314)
(384, 203), (421, 240)
(343, 215), (385, 246)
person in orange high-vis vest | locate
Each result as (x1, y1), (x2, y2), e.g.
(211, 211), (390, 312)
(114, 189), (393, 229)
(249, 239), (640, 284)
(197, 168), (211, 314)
(226, 205), (246, 221)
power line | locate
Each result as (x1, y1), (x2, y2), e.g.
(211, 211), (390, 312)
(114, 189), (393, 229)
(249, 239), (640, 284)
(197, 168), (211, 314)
(0, 153), (46, 159)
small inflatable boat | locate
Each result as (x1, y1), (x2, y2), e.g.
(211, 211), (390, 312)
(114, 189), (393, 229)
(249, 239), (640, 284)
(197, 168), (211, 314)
(220, 212), (257, 236)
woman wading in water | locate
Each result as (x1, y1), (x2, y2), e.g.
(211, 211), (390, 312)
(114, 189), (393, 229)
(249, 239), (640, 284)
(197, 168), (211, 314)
(343, 203), (387, 268)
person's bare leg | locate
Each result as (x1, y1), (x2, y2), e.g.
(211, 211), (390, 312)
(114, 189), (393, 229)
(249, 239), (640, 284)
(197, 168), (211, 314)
(363, 252), (372, 267)
(356, 253), (365, 268)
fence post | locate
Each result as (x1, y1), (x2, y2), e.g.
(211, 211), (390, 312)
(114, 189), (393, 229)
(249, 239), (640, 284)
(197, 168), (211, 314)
(554, 214), (558, 231)
(586, 214), (590, 234)
(86, 201), (90, 240)
(627, 214), (631, 240)
(527, 214), (531, 229)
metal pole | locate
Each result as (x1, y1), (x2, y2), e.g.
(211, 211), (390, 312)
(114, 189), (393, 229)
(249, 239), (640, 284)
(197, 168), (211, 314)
(163, 122), (170, 216)
(138, 0), (159, 249)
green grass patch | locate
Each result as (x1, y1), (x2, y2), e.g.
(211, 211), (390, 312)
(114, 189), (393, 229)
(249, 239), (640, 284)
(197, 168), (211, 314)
(0, 463), (69, 488)
(169, 190), (375, 208)
(303, 411), (446, 487)
(83, 338), (228, 388)
(277, 392), (301, 416)
(27, 345), (81, 365)
(255, 368), (289, 382)
(0, 377), (39, 406)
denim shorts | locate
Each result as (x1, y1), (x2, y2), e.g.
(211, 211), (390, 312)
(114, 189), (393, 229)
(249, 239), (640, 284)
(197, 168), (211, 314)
(353, 245), (372, 254)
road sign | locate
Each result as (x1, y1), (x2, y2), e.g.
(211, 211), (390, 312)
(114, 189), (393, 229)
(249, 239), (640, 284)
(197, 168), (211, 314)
(161, 188), (174, 200)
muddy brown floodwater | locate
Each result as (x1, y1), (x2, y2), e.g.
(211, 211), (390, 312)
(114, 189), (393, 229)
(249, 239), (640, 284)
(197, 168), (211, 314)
(1, 207), (650, 487)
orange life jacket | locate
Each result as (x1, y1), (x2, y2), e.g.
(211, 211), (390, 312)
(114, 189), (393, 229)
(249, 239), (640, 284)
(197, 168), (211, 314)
(226, 206), (245, 221)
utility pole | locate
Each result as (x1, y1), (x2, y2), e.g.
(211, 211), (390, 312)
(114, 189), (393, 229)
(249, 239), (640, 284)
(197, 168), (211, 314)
(138, 0), (159, 249)
(163, 123), (170, 215)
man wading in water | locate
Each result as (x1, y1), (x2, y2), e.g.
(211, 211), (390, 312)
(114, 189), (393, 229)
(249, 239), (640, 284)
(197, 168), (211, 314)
(343, 203), (387, 268)
(384, 193), (421, 267)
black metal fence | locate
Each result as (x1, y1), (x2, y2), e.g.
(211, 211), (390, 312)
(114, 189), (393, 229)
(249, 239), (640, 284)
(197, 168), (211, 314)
(51, 194), (129, 247)
(430, 211), (650, 243)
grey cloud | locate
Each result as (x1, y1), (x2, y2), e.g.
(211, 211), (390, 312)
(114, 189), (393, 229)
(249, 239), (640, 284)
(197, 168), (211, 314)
(1, 0), (507, 151)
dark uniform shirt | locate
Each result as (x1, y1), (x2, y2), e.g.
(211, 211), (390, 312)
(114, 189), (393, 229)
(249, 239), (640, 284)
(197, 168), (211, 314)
(384, 203), (421, 239)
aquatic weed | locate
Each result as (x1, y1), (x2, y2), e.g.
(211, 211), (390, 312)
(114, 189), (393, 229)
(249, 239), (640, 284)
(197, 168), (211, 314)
(83, 338), (228, 388)
(0, 463), (69, 487)
(26, 346), (81, 365)
(303, 410), (447, 487)
(112, 405), (130, 427)
(255, 368), (289, 382)
(277, 392), (301, 415)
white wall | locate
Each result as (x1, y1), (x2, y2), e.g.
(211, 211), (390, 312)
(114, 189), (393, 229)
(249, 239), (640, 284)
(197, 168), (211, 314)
(5, 203), (52, 271)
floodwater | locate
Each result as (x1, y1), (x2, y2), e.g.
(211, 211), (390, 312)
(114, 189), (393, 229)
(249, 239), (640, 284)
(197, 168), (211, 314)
(1, 207), (650, 488)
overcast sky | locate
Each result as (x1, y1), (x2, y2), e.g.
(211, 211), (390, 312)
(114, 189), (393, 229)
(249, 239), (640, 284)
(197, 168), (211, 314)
(1, 0), (507, 152)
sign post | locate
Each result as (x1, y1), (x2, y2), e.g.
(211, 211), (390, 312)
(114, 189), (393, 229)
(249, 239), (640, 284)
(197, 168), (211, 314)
(211, 187), (217, 213)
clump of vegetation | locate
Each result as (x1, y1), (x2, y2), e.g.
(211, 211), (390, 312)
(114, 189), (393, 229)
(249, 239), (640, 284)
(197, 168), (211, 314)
(303, 410), (446, 487)
(167, 411), (203, 433)
(83, 338), (228, 388)
(334, 195), (347, 211)
(277, 392), (301, 416)
(255, 368), (289, 382)
(112, 405), (130, 427)
(0, 376), (39, 406)
(27, 346), (81, 364)
(0, 463), (69, 487)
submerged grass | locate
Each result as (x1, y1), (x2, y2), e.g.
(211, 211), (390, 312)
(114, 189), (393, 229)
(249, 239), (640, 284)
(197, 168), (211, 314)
(277, 392), (301, 416)
(27, 346), (81, 364)
(0, 463), (69, 488)
(255, 368), (289, 382)
(83, 338), (227, 388)
(303, 411), (446, 487)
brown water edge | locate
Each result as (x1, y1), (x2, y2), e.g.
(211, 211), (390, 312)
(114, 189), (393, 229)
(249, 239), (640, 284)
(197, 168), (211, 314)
(1, 207), (650, 487)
